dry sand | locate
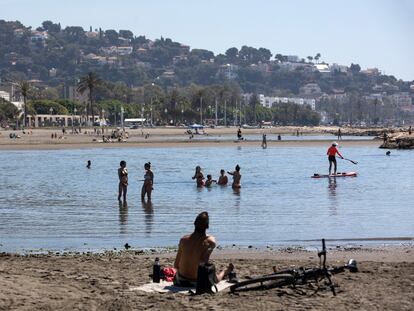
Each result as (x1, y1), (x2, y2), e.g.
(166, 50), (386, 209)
(1, 246), (413, 311)
(0, 126), (381, 150)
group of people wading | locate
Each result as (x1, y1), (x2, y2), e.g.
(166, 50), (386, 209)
(192, 165), (241, 189)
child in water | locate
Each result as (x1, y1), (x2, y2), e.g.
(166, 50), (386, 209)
(192, 166), (205, 187)
(205, 174), (216, 187)
(118, 161), (128, 203)
(228, 164), (241, 189)
(141, 162), (154, 201)
(217, 169), (228, 185)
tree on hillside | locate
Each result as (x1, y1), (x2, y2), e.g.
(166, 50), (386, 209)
(77, 72), (101, 125)
(274, 54), (284, 63)
(350, 63), (361, 74)
(314, 53), (321, 63)
(225, 47), (238, 63)
(307, 56), (313, 63)
(17, 80), (31, 127)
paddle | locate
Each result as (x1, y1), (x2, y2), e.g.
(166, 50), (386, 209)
(339, 157), (358, 165)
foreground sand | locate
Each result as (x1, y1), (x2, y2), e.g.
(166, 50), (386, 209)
(1, 246), (413, 310)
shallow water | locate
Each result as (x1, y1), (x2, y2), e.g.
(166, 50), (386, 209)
(0, 145), (412, 252)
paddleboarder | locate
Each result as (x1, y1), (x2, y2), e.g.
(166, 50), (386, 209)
(327, 142), (343, 175)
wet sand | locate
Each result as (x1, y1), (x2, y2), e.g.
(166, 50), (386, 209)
(0, 126), (381, 150)
(0, 246), (412, 310)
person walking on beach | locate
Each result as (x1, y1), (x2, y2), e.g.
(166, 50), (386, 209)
(173, 212), (234, 287)
(327, 142), (343, 175)
(409, 126), (412, 135)
(337, 128), (342, 140)
(217, 169), (228, 185)
(141, 162), (154, 201)
(192, 166), (205, 187)
(118, 160), (128, 204)
(261, 133), (267, 149)
(228, 164), (241, 189)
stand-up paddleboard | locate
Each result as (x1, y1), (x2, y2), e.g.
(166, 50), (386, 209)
(311, 172), (357, 178)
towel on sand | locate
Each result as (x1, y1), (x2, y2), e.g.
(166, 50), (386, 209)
(129, 280), (233, 294)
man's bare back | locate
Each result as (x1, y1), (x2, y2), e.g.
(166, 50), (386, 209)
(174, 232), (216, 280)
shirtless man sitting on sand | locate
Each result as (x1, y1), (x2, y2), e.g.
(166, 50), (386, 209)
(173, 212), (233, 287)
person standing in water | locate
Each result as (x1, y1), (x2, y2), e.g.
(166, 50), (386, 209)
(327, 142), (343, 175)
(205, 174), (216, 187)
(118, 160), (128, 204)
(261, 133), (267, 149)
(86, 160), (91, 169)
(192, 166), (205, 187)
(141, 162), (154, 201)
(217, 169), (228, 185)
(228, 165), (241, 189)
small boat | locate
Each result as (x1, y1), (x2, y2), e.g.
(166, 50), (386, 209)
(311, 172), (357, 178)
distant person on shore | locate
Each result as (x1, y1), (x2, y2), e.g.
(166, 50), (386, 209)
(383, 131), (388, 143)
(86, 160), (91, 169)
(261, 133), (267, 149)
(217, 169), (228, 186)
(173, 212), (234, 287)
(409, 126), (412, 135)
(237, 128), (242, 140)
(192, 166), (205, 187)
(277, 134), (282, 141)
(337, 128), (342, 140)
(296, 129), (299, 136)
(386, 151), (391, 156)
(205, 174), (216, 187)
(228, 164), (241, 189)
(141, 162), (154, 201)
(327, 142), (343, 175)
(118, 160), (128, 204)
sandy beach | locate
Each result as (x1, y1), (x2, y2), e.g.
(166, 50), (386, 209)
(0, 126), (383, 150)
(0, 246), (413, 310)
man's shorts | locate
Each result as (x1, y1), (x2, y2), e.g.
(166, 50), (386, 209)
(173, 273), (197, 287)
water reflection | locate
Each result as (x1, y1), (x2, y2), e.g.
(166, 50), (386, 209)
(142, 200), (154, 236)
(119, 201), (128, 234)
(327, 178), (337, 215)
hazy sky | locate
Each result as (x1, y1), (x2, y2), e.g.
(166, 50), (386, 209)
(2, 0), (413, 81)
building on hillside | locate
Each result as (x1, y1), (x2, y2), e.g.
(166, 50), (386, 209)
(65, 86), (89, 104)
(49, 68), (57, 77)
(0, 91), (11, 102)
(286, 55), (300, 62)
(85, 31), (99, 38)
(390, 92), (412, 107)
(314, 63), (330, 74)
(258, 94), (316, 110)
(361, 68), (380, 76)
(330, 63), (348, 73)
(218, 64), (238, 80)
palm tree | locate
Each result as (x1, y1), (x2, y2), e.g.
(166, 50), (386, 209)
(17, 81), (31, 127)
(314, 53), (321, 63)
(77, 72), (101, 125)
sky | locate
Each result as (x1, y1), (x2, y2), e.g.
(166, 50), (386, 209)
(1, 0), (414, 81)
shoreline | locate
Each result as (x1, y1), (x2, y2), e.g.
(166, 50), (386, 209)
(0, 126), (386, 150)
(0, 139), (381, 150)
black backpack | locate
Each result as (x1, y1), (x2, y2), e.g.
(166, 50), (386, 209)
(195, 262), (218, 294)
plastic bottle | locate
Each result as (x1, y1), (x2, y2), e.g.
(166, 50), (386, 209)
(153, 257), (161, 283)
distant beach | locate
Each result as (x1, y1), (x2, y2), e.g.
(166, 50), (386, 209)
(0, 126), (383, 150)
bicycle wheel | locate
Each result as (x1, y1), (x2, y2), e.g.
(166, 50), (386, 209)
(230, 274), (294, 293)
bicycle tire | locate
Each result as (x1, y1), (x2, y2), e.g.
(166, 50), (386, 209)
(230, 273), (294, 293)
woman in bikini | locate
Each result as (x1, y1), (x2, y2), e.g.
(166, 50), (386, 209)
(118, 160), (128, 203)
(192, 166), (205, 187)
(228, 164), (241, 189)
(141, 162), (154, 201)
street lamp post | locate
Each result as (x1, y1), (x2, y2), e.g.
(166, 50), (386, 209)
(200, 96), (203, 125)
(49, 107), (53, 127)
(141, 105), (144, 128)
(120, 106), (124, 131)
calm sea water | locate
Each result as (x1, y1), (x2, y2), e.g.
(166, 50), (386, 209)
(0, 144), (412, 252)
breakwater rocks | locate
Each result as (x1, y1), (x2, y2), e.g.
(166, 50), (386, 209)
(380, 133), (414, 149)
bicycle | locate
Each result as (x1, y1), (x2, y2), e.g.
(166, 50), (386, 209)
(230, 239), (358, 296)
